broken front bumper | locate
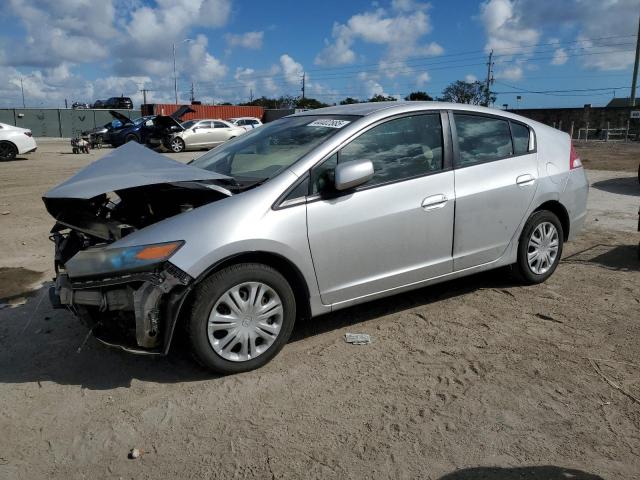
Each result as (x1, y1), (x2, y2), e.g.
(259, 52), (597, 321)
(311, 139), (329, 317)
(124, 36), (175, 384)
(50, 263), (193, 355)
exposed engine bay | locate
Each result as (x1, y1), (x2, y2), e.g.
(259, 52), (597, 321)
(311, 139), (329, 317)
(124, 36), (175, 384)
(45, 181), (231, 353)
(42, 142), (246, 354)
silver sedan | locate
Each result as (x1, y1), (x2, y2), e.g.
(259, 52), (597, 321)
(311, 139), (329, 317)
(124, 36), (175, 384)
(168, 119), (246, 152)
(45, 102), (589, 373)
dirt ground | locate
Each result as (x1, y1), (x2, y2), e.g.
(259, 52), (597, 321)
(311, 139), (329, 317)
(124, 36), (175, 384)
(0, 140), (639, 479)
(575, 141), (640, 172)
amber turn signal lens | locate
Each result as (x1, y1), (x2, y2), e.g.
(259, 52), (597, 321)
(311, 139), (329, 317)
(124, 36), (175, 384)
(135, 242), (182, 260)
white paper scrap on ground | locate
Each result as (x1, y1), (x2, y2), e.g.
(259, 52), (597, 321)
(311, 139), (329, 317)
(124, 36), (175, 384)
(344, 333), (371, 345)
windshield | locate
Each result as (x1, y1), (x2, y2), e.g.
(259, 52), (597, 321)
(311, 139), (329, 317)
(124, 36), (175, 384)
(190, 115), (357, 180)
(133, 116), (153, 125)
(182, 120), (197, 129)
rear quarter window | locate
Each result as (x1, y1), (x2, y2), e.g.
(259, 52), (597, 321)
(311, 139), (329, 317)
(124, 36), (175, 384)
(511, 122), (530, 155)
(454, 113), (513, 167)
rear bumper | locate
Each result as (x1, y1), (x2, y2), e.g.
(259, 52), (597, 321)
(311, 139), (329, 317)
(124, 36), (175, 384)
(562, 167), (589, 241)
(50, 263), (193, 355)
(18, 137), (38, 154)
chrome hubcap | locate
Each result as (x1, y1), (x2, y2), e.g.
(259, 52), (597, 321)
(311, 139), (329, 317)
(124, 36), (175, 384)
(207, 282), (283, 362)
(527, 222), (559, 275)
(171, 139), (183, 151)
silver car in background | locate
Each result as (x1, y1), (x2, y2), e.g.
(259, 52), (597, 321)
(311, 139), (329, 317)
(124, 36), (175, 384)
(45, 102), (588, 373)
(167, 119), (245, 152)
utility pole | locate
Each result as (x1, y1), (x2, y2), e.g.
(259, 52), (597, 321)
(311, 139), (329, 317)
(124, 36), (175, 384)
(173, 43), (177, 104)
(249, 88), (253, 103)
(484, 50), (494, 107)
(140, 88), (152, 105)
(630, 14), (640, 106)
(190, 81), (195, 103)
(20, 77), (25, 108)
(301, 72), (306, 100)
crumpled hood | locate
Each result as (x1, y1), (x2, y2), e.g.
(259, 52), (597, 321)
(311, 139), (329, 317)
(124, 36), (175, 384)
(44, 142), (229, 200)
(109, 110), (135, 126)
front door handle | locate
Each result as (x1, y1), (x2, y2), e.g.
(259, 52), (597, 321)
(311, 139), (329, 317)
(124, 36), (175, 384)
(421, 194), (448, 210)
(516, 174), (535, 186)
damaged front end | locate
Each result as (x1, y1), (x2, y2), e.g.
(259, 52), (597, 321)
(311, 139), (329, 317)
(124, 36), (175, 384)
(43, 142), (232, 354)
(51, 258), (191, 353)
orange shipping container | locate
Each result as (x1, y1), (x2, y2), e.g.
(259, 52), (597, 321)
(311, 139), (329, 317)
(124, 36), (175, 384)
(143, 104), (265, 122)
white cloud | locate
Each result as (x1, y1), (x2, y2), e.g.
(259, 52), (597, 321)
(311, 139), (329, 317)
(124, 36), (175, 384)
(280, 54), (304, 86)
(480, 0), (638, 72)
(496, 65), (523, 81)
(5, 0), (116, 67)
(480, 0), (540, 53)
(465, 74), (478, 83)
(551, 48), (568, 65)
(186, 35), (228, 82)
(225, 31), (264, 50)
(416, 72), (430, 86)
(314, 2), (442, 67)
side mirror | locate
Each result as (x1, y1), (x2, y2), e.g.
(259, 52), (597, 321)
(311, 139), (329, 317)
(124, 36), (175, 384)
(334, 159), (374, 191)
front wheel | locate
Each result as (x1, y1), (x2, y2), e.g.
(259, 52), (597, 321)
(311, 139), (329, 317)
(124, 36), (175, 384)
(514, 210), (564, 284)
(124, 134), (139, 143)
(169, 136), (185, 153)
(186, 263), (296, 374)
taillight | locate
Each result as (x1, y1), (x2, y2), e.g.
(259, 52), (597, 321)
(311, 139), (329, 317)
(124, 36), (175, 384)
(569, 141), (582, 169)
(24, 131), (32, 137)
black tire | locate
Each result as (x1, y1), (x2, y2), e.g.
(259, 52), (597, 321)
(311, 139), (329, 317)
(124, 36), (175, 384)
(514, 210), (564, 284)
(186, 263), (296, 374)
(0, 141), (18, 161)
(125, 134), (139, 143)
(169, 137), (185, 153)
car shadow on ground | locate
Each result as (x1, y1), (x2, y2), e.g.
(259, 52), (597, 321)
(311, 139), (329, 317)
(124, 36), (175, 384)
(592, 176), (639, 197)
(437, 465), (604, 480)
(0, 269), (516, 390)
(0, 156), (29, 162)
(290, 268), (514, 343)
(562, 244), (640, 272)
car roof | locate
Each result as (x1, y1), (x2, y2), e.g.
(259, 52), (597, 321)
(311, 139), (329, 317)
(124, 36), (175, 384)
(289, 101), (547, 128)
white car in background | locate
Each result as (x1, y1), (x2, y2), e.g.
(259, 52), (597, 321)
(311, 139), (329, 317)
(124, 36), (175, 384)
(0, 122), (37, 161)
(228, 117), (263, 131)
(167, 119), (245, 153)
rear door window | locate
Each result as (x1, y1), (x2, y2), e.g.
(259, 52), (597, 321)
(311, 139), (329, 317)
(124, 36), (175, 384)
(511, 122), (530, 155)
(453, 114), (513, 167)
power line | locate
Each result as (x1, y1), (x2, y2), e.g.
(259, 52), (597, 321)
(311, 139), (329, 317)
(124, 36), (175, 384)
(192, 45), (635, 89)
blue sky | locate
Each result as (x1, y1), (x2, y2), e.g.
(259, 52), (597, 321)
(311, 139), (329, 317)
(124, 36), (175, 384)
(0, 0), (637, 109)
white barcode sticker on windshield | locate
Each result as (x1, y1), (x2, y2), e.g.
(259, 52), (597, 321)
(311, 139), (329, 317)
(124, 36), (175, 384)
(307, 119), (351, 128)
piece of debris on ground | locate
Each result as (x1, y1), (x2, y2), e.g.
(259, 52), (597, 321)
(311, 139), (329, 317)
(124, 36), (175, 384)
(344, 333), (372, 345)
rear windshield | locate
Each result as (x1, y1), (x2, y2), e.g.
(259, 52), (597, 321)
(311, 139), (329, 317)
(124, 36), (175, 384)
(191, 115), (358, 181)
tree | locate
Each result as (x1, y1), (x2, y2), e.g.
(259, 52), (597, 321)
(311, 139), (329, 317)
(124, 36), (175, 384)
(239, 96), (279, 109)
(404, 91), (433, 101)
(296, 97), (329, 109)
(439, 80), (495, 106)
(368, 94), (397, 102)
(339, 97), (360, 105)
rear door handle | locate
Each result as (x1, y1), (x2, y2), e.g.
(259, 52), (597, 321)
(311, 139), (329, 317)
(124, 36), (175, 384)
(421, 194), (448, 210)
(516, 174), (535, 186)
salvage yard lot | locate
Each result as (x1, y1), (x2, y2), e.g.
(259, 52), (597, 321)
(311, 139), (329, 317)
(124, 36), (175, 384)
(0, 140), (639, 479)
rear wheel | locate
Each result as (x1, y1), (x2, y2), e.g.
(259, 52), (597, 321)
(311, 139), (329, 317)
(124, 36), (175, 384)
(186, 263), (296, 374)
(0, 141), (18, 161)
(514, 210), (564, 284)
(169, 137), (185, 153)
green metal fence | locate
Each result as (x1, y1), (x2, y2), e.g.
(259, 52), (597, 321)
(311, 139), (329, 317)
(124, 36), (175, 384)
(0, 109), (141, 137)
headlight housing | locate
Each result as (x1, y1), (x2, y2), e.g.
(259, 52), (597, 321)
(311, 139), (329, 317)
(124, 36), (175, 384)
(65, 241), (184, 278)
